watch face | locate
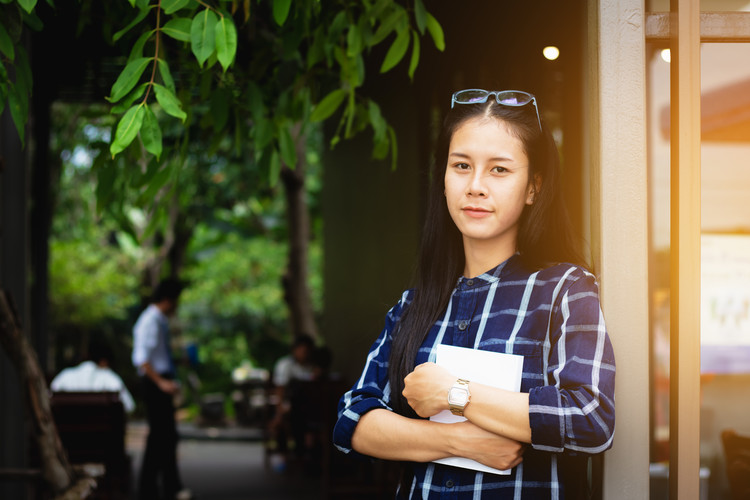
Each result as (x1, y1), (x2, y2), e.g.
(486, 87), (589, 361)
(449, 387), (469, 405)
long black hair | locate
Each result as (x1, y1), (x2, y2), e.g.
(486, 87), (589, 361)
(387, 95), (587, 418)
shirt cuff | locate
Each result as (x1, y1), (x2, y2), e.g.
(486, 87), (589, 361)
(528, 385), (565, 452)
(333, 397), (391, 457)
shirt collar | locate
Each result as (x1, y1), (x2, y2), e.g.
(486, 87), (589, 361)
(457, 253), (522, 287)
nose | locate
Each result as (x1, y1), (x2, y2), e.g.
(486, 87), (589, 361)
(466, 171), (487, 197)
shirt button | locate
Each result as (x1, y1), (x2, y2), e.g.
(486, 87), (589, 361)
(466, 279), (474, 286)
(446, 480), (455, 488)
(458, 320), (468, 331)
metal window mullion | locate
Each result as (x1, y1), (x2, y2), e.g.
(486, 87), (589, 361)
(669, 0), (702, 499)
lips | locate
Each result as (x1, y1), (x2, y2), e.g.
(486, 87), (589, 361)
(462, 206), (492, 218)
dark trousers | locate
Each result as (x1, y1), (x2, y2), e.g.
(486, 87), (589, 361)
(139, 376), (182, 499)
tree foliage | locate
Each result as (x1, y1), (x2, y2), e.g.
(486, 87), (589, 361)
(2, 0), (444, 176)
(2, 0), (444, 366)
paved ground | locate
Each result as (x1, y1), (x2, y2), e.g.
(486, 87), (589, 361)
(126, 421), (322, 500)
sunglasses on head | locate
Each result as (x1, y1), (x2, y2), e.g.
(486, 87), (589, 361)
(450, 89), (542, 132)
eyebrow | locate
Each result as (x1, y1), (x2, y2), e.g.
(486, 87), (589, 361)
(448, 151), (517, 163)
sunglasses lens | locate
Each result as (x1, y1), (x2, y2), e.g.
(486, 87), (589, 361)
(496, 92), (532, 106)
(454, 90), (489, 105)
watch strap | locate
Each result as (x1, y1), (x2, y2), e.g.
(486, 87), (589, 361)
(448, 378), (471, 416)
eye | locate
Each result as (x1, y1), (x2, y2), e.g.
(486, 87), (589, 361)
(452, 162), (471, 171)
(490, 166), (508, 174)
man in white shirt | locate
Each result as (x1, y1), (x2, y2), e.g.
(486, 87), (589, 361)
(132, 278), (191, 500)
(51, 341), (135, 413)
(268, 335), (315, 465)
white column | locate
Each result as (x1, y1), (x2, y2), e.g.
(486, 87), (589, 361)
(585, 0), (651, 499)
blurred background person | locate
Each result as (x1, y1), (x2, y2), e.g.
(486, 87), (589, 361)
(131, 278), (191, 500)
(51, 338), (135, 413)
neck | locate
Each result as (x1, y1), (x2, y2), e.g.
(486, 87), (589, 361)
(462, 237), (516, 278)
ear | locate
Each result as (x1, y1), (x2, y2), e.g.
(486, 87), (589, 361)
(526, 174), (542, 205)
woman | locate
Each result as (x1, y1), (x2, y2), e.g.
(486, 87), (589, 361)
(333, 89), (616, 499)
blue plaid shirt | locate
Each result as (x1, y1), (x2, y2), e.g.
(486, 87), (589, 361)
(333, 255), (616, 499)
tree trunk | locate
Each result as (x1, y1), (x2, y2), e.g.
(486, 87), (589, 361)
(0, 290), (74, 494)
(280, 128), (318, 340)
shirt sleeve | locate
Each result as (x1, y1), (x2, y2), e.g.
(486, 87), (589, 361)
(131, 309), (159, 368)
(273, 357), (291, 387)
(332, 291), (410, 456)
(528, 270), (616, 454)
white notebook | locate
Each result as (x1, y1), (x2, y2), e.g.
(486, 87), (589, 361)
(430, 344), (524, 475)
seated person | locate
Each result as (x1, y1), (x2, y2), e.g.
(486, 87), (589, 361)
(268, 335), (316, 463)
(51, 340), (135, 413)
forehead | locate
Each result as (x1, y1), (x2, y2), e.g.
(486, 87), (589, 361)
(449, 117), (528, 158)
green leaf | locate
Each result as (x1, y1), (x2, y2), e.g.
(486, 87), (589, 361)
(272, 0), (291, 26)
(354, 54), (365, 89)
(254, 118), (273, 150)
(191, 9), (217, 66)
(0, 22), (14, 61)
(388, 124), (398, 170)
(110, 82), (147, 114)
(19, 10), (43, 31)
(380, 27), (409, 73)
(306, 26), (326, 69)
(153, 83), (187, 121)
(141, 205), (165, 242)
(278, 125), (296, 169)
(346, 24), (362, 58)
(328, 10), (348, 41)
(425, 12), (445, 51)
(371, 7), (405, 46)
(157, 59), (176, 93)
(141, 106), (162, 160)
(215, 15), (237, 72)
(139, 163), (172, 204)
(16, 0), (36, 14)
(110, 104), (146, 157)
(113, 6), (149, 42)
(269, 149), (281, 187)
(368, 100), (386, 141)
(14, 45), (31, 95)
(8, 85), (26, 145)
(414, 0), (427, 34)
(127, 31), (152, 63)
(162, 0), (191, 15)
(108, 57), (151, 103)
(162, 18), (191, 42)
(369, 100), (388, 159)
(408, 30), (420, 80)
(310, 89), (346, 122)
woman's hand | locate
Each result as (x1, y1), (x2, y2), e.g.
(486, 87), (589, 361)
(403, 362), (455, 417)
(449, 421), (525, 471)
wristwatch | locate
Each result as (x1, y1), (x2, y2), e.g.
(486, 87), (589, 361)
(448, 378), (471, 416)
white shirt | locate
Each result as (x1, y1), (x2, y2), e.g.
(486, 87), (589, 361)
(131, 304), (173, 376)
(50, 361), (136, 413)
(272, 355), (314, 387)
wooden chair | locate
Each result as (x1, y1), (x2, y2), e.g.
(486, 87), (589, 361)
(49, 391), (131, 499)
(721, 429), (750, 500)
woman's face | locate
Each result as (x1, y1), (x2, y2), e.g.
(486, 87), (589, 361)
(444, 116), (535, 256)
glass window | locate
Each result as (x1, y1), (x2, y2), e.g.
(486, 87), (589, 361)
(648, 41), (750, 500)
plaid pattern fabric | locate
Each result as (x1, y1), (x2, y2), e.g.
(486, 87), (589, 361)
(333, 255), (616, 499)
